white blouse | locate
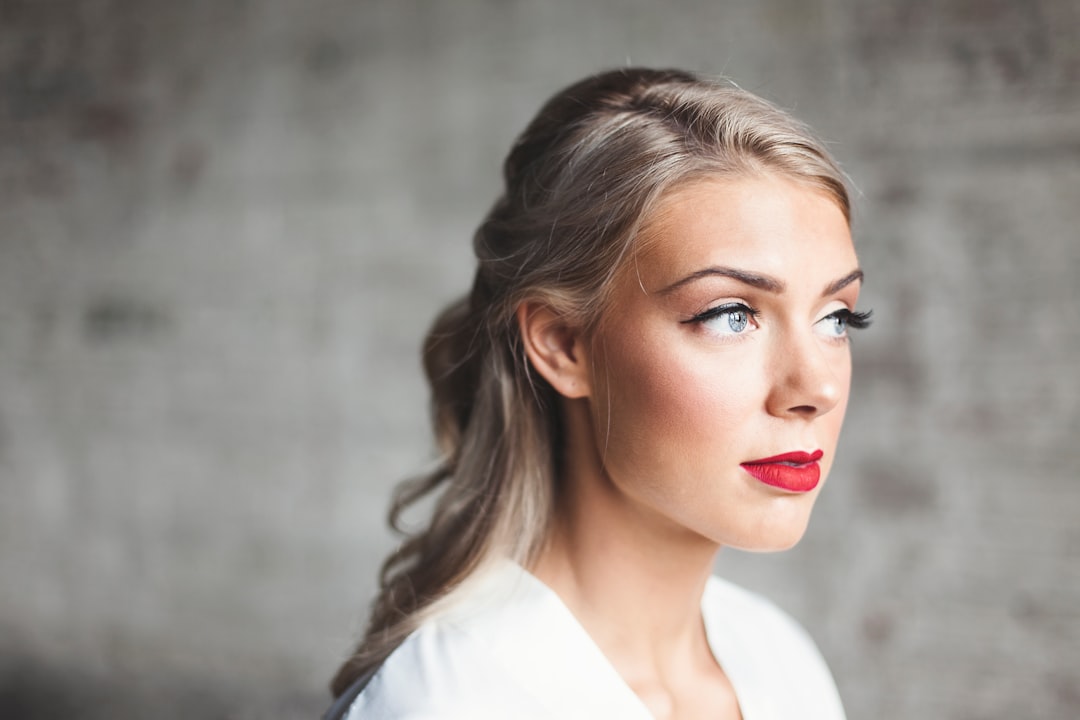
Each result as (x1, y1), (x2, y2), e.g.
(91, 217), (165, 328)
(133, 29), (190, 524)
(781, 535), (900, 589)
(343, 561), (845, 719)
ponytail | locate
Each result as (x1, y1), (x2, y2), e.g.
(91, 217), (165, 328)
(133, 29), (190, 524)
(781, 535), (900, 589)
(330, 280), (556, 696)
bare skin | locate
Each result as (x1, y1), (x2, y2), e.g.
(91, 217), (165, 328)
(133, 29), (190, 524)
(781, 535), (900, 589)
(520, 174), (861, 719)
(531, 512), (740, 719)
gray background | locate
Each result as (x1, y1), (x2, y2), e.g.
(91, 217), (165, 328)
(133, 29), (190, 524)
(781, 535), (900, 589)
(2, 1), (1078, 718)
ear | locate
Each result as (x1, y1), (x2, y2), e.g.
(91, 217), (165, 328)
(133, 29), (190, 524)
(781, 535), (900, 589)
(516, 301), (591, 399)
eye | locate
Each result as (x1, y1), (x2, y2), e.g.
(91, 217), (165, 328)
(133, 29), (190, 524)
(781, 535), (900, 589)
(684, 302), (760, 336)
(816, 308), (873, 339)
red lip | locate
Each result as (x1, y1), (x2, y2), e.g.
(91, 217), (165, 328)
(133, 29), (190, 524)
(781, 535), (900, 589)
(741, 449), (824, 493)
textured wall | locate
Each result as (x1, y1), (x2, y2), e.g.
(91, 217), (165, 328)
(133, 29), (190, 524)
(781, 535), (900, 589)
(2, 1), (1078, 718)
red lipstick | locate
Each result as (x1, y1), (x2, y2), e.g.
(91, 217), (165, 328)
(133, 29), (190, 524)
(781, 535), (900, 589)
(741, 450), (824, 493)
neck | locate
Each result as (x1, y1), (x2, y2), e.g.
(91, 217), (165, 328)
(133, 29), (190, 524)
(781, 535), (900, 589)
(533, 519), (718, 666)
(530, 404), (722, 671)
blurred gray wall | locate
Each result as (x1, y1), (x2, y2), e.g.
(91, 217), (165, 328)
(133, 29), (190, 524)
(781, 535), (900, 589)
(2, 1), (1078, 718)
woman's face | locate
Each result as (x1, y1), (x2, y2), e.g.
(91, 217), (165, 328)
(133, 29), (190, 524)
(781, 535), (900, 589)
(584, 174), (863, 552)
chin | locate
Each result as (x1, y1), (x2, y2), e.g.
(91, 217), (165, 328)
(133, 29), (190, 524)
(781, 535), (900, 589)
(718, 516), (813, 554)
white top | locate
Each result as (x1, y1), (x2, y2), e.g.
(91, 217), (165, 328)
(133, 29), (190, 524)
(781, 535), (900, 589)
(344, 561), (845, 719)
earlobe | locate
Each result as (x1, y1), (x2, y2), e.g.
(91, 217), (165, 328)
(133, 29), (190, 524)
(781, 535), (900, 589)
(516, 302), (591, 399)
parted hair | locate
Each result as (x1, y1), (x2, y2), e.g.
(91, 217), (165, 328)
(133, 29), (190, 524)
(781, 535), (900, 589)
(331, 67), (850, 696)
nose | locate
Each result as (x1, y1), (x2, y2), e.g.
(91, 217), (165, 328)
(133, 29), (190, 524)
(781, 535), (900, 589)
(765, 331), (846, 420)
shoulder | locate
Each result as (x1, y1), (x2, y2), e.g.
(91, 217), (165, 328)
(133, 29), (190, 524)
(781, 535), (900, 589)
(703, 576), (846, 720)
(341, 562), (562, 720)
(341, 628), (548, 719)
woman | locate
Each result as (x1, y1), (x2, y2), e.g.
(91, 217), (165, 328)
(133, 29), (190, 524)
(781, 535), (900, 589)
(328, 67), (870, 719)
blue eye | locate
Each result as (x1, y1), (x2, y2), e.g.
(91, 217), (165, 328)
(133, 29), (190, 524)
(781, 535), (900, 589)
(685, 303), (759, 335)
(817, 308), (873, 338)
(821, 313), (848, 337)
(717, 308), (749, 333)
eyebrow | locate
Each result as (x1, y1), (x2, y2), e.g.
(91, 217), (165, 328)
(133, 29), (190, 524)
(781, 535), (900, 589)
(822, 269), (864, 296)
(657, 266), (864, 297)
(658, 267), (784, 294)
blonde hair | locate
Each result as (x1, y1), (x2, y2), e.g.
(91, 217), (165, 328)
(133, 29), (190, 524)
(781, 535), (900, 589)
(331, 67), (850, 695)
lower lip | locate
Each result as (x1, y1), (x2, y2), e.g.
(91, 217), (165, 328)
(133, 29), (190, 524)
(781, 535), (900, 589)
(740, 461), (821, 493)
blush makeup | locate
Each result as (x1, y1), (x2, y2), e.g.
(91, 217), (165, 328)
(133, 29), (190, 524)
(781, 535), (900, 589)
(740, 450), (824, 493)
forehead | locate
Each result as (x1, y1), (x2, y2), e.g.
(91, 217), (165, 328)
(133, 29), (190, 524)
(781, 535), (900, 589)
(630, 174), (855, 291)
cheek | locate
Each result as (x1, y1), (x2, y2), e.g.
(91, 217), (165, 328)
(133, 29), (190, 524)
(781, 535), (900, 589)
(593, 335), (761, 470)
(828, 355), (853, 428)
(817, 360), (853, 476)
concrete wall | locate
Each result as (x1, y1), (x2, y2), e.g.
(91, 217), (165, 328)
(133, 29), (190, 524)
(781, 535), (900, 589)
(2, 1), (1078, 717)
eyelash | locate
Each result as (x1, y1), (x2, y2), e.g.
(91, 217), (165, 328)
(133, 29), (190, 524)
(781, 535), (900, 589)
(682, 304), (874, 331)
(682, 302), (760, 326)
(828, 308), (874, 330)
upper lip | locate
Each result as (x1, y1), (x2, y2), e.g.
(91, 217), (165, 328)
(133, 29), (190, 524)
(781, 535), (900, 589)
(742, 450), (824, 465)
